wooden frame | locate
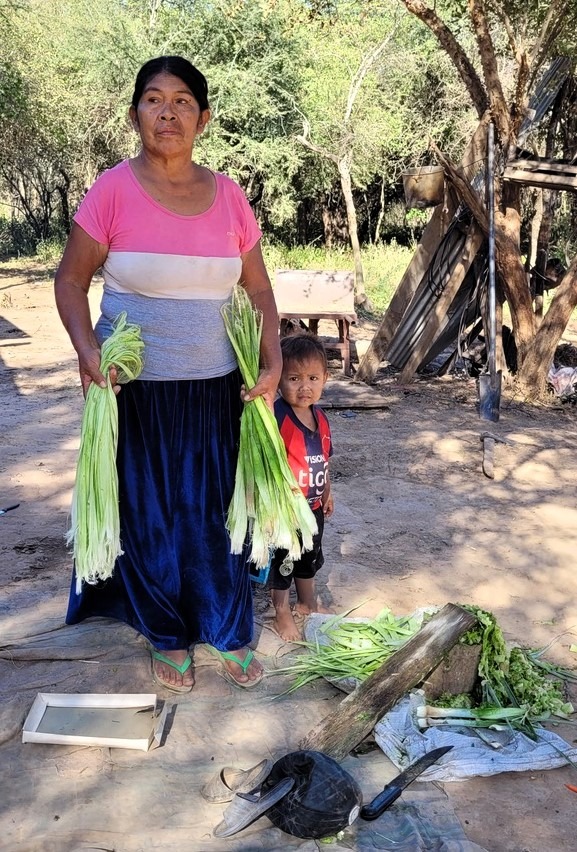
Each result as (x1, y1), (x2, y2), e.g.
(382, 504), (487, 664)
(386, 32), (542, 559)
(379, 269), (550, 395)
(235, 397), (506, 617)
(503, 158), (577, 192)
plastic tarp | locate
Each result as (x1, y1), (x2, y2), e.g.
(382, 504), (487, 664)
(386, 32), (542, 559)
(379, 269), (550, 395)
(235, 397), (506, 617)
(374, 692), (577, 782)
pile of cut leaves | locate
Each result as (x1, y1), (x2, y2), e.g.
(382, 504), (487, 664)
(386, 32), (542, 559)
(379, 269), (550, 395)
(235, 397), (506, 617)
(277, 604), (576, 738)
(277, 607), (424, 691)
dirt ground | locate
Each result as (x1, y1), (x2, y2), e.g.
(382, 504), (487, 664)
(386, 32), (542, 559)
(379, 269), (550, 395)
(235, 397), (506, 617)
(2, 261), (577, 852)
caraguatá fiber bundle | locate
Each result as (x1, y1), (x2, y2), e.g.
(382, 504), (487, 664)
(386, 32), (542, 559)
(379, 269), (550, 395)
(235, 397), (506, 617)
(221, 285), (317, 568)
(67, 312), (144, 592)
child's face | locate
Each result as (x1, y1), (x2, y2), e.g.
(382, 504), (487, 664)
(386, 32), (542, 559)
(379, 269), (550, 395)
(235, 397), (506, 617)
(278, 356), (328, 411)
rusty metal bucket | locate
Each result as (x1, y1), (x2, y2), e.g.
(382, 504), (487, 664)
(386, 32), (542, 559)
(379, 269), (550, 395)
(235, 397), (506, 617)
(402, 165), (445, 209)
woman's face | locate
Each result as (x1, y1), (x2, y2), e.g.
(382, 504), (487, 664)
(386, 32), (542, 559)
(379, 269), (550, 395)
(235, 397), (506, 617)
(130, 71), (210, 158)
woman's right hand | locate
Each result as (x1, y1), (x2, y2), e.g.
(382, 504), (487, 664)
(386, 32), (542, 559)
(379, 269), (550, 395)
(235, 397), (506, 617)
(76, 344), (112, 397)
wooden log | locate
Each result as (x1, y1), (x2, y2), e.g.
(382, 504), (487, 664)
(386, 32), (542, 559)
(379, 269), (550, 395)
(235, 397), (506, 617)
(422, 643), (482, 700)
(299, 603), (477, 762)
(503, 168), (577, 192)
(507, 158), (577, 174)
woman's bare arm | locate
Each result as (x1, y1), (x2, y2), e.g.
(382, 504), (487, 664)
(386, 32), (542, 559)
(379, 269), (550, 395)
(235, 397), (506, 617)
(54, 223), (110, 395)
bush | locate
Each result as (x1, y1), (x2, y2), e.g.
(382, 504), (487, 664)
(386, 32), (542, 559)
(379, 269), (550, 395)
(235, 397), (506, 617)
(35, 238), (65, 263)
(0, 215), (37, 258)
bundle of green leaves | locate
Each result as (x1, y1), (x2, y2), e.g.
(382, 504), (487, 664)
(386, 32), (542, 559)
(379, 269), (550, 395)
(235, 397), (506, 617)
(67, 312), (144, 592)
(221, 285), (317, 568)
(274, 607), (425, 693)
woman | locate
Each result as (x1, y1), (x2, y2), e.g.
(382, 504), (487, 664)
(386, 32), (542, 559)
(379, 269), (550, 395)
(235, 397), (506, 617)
(54, 56), (282, 692)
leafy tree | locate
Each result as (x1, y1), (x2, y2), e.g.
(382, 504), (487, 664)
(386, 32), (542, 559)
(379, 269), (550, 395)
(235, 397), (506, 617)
(167, 0), (308, 230)
(290, 4), (408, 302)
(0, 0), (148, 241)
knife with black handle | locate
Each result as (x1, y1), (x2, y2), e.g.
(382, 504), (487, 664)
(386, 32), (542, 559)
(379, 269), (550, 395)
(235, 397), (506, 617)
(360, 745), (453, 821)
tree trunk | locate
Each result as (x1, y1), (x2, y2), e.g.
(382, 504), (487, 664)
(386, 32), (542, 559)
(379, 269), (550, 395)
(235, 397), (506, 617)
(430, 144), (537, 365)
(57, 168), (71, 232)
(338, 157), (371, 309)
(494, 206), (537, 364)
(321, 190), (349, 248)
(374, 174), (386, 243)
(527, 189), (542, 278)
(517, 253), (577, 397)
(532, 189), (556, 318)
(532, 86), (564, 317)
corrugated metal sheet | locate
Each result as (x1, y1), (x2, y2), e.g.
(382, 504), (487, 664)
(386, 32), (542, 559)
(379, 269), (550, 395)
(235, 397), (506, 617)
(386, 212), (471, 367)
(518, 57), (573, 147)
(381, 58), (572, 375)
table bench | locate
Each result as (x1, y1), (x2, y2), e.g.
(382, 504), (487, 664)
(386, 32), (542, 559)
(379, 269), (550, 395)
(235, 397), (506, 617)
(273, 270), (357, 376)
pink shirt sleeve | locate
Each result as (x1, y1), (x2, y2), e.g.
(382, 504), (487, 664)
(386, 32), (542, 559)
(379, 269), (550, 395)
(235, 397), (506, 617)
(74, 171), (116, 246)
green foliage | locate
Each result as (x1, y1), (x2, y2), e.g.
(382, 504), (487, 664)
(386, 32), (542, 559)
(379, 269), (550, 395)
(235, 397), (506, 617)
(460, 604), (510, 701)
(34, 238), (65, 263)
(451, 605), (576, 725)
(508, 647), (573, 718)
(274, 607), (425, 693)
(2, 0), (574, 259)
(0, 214), (36, 258)
(432, 691), (474, 709)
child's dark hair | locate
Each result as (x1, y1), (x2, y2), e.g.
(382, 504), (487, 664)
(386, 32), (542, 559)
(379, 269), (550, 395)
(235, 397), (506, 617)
(280, 333), (328, 371)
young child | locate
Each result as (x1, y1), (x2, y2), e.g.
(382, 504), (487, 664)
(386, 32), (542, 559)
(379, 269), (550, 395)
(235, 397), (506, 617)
(268, 332), (334, 642)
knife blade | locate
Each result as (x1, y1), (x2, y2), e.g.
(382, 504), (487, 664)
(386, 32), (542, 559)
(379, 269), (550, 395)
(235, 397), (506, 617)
(360, 745), (453, 821)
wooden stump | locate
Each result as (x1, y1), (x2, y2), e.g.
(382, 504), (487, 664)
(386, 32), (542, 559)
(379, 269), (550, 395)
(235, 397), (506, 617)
(422, 643), (482, 700)
(299, 603), (477, 761)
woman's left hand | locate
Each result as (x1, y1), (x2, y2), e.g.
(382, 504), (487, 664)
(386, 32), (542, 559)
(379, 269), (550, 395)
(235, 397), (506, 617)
(241, 367), (280, 409)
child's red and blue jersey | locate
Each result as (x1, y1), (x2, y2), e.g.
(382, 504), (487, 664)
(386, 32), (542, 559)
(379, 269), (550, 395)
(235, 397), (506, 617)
(274, 396), (333, 510)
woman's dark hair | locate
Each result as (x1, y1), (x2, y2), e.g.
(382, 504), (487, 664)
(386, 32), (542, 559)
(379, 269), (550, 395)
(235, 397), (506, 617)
(131, 56), (209, 110)
(280, 333), (328, 371)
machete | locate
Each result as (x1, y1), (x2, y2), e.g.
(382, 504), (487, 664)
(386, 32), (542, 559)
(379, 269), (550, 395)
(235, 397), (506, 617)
(360, 745), (454, 820)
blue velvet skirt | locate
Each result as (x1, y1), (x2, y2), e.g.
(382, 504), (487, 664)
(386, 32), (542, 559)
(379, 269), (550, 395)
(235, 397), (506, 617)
(66, 371), (253, 652)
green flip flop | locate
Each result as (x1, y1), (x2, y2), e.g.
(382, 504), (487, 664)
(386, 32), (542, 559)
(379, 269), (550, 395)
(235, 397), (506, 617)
(151, 650), (194, 694)
(212, 648), (264, 689)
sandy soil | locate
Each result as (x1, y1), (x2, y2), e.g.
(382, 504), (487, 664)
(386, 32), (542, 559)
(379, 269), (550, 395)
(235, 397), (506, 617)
(2, 261), (577, 851)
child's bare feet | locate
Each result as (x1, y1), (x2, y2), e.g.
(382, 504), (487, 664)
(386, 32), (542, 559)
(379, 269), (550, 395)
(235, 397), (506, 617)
(294, 601), (334, 617)
(270, 608), (303, 642)
(293, 579), (333, 617)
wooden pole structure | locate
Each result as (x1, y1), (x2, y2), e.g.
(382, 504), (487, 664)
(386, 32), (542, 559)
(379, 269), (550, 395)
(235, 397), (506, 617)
(357, 116), (489, 383)
(299, 603), (477, 762)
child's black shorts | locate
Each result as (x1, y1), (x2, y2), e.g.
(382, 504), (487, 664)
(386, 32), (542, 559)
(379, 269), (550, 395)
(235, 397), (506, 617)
(267, 505), (325, 591)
